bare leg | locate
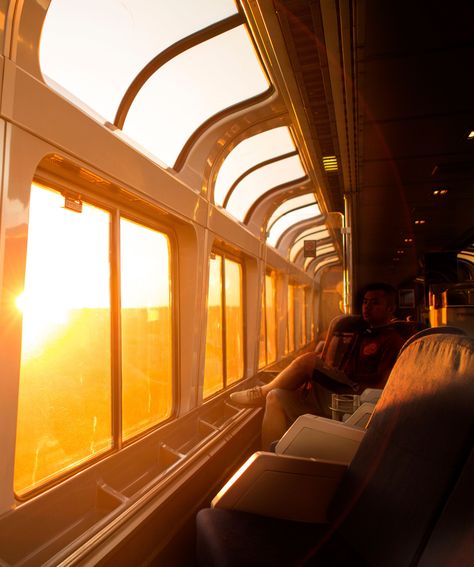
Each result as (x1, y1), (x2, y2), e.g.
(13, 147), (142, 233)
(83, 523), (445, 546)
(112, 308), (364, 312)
(261, 389), (291, 450)
(230, 351), (320, 407)
(260, 351), (319, 397)
(261, 380), (334, 449)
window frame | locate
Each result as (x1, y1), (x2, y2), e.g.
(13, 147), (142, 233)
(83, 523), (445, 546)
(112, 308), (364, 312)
(14, 175), (178, 498)
(258, 268), (277, 368)
(203, 246), (246, 398)
(286, 282), (296, 354)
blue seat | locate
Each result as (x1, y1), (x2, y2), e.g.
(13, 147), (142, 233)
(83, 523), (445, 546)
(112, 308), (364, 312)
(196, 333), (474, 566)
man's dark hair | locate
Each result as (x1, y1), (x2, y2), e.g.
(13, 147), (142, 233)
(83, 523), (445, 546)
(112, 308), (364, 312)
(362, 282), (397, 308)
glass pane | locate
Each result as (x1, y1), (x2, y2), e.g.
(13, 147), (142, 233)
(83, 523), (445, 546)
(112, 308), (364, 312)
(316, 244), (335, 256)
(296, 287), (305, 348)
(287, 285), (295, 353)
(120, 218), (172, 440)
(267, 193), (317, 230)
(204, 254), (223, 397)
(258, 284), (266, 368)
(40, 0), (238, 123)
(294, 225), (329, 243)
(124, 25), (269, 168)
(290, 239), (307, 262)
(306, 255), (338, 272)
(305, 288), (313, 341)
(226, 155), (305, 221)
(15, 184), (112, 495)
(225, 259), (244, 384)
(265, 273), (277, 364)
(214, 126), (296, 206)
(267, 204), (320, 247)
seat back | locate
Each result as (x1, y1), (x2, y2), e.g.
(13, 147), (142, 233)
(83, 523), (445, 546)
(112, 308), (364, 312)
(321, 315), (366, 369)
(317, 333), (474, 566)
(399, 325), (466, 356)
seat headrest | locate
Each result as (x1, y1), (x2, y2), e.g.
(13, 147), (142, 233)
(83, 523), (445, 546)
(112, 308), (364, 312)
(328, 314), (366, 333)
(399, 325), (467, 355)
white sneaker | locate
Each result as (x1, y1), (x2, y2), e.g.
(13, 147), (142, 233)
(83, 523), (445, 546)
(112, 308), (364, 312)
(229, 386), (265, 406)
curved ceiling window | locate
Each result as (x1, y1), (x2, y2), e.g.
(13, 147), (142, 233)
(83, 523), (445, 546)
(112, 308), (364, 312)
(123, 25), (268, 167)
(225, 155), (306, 222)
(304, 244), (337, 270)
(289, 227), (330, 262)
(214, 126), (296, 206)
(40, 1), (269, 169)
(304, 249), (337, 271)
(316, 243), (336, 257)
(266, 195), (320, 247)
(307, 255), (339, 273)
(40, 0), (239, 123)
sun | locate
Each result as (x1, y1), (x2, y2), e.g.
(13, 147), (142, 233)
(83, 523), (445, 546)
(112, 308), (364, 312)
(16, 290), (71, 358)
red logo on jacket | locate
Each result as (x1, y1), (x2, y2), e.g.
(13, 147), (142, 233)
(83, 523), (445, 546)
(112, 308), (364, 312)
(363, 342), (378, 356)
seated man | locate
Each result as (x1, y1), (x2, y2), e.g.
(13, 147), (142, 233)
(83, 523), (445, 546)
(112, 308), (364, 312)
(230, 283), (406, 449)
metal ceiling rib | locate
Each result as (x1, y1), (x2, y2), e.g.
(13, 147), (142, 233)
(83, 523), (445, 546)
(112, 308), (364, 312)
(274, 0), (344, 213)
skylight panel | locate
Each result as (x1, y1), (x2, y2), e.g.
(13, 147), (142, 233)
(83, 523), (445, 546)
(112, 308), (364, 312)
(266, 193), (317, 230)
(123, 25), (269, 168)
(214, 127), (296, 206)
(308, 255), (339, 272)
(225, 155), (305, 222)
(316, 243), (335, 256)
(289, 240), (308, 262)
(293, 226), (329, 244)
(40, 0), (239, 124)
(267, 204), (320, 247)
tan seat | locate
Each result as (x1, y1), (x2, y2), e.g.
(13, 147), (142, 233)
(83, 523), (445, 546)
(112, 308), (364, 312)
(196, 332), (474, 566)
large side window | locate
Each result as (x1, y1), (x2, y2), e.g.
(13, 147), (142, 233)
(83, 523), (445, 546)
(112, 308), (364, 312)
(265, 272), (277, 364)
(14, 183), (174, 496)
(286, 284), (295, 353)
(203, 251), (244, 397)
(120, 218), (173, 440)
(296, 286), (306, 348)
(258, 271), (277, 367)
(15, 184), (112, 495)
(258, 283), (267, 368)
(305, 287), (313, 342)
(225, 258), (244, 385)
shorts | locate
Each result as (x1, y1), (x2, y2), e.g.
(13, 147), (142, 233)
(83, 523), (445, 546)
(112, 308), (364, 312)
(270, 383), (334, 423)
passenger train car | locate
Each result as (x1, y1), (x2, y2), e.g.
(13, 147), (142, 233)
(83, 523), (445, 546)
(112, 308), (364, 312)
(0, 0), (472, 565)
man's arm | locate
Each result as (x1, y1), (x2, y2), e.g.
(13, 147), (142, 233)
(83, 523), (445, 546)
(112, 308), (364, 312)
(311, 357), (359, 392)
(311, 329), (405, 393)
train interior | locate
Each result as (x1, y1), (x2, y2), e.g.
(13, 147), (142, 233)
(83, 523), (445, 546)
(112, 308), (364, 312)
(0, 0), (472, 565)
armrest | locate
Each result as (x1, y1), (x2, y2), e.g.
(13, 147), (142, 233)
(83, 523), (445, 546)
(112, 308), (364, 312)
(275, 414), (365, 463)
(360, 387), (383, 404)
(344, 402), (376, 428)
(212, 451), (346, 523)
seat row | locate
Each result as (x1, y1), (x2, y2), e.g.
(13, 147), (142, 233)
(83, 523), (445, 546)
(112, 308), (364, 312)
(196, 328), (474, 566)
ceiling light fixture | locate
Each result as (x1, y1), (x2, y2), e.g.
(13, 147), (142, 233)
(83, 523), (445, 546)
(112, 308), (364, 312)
(433, 188), (448, 196)
(414, 219), (426, 225)
(322, 156), (338, 172)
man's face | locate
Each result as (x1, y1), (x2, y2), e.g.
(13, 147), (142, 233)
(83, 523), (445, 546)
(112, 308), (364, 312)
(362, 290), (394, 327)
